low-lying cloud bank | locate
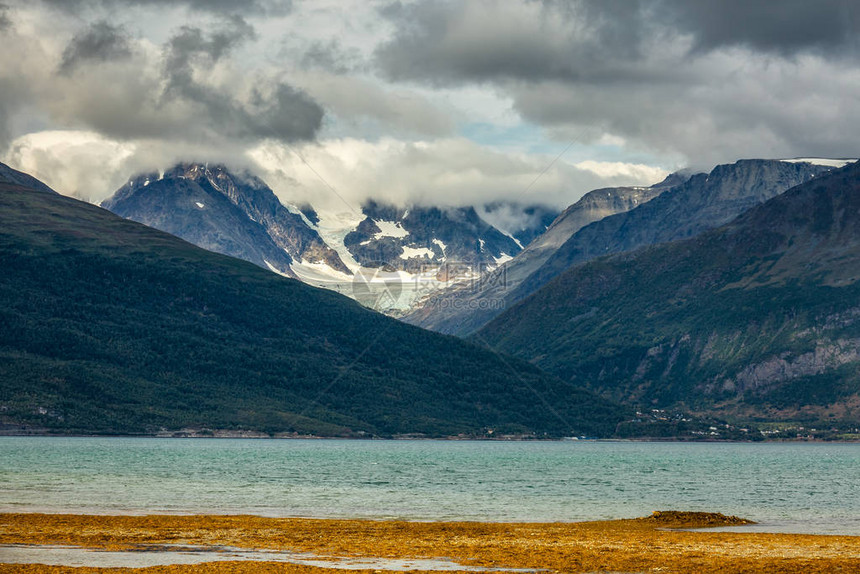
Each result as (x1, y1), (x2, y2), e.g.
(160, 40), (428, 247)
(8, 130), (667, 208)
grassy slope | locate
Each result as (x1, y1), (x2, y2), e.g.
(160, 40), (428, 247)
(478, 162), (860, 423)
(0, 182), (626, 437)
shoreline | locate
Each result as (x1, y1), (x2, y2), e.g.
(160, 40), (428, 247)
(1, 431), (858, 443)
(2, 512), (859, 573)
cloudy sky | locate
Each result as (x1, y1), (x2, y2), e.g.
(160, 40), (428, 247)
(1, 0), (858, 208)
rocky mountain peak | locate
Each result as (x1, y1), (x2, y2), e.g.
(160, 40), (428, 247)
(102, 162), (350, 277)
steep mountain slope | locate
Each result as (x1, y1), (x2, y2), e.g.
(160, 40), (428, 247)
(478, 161), (860, 424)
(514, 160), (832, 302)
(0, 172), (625, 437)
(403, 175), (680, 335)
(0, 163), (57, 193)
(102, 163), (349, 278)
(344, 201), (522, 272)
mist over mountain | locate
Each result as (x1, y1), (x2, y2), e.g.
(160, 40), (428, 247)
(100, 163), (566, 316)
(476, 202), (560, 248)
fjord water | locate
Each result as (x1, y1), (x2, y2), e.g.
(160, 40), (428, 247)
(1, 438), (858, 534)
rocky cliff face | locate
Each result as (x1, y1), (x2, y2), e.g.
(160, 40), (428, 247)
(478, 161), (860, 424)
(102, 163), (349, 277)
(402, 175), (684, 335)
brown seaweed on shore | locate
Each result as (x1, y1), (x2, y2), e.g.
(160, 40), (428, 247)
(1, 512), (858, 574)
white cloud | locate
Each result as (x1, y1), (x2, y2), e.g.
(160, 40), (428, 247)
(248, 137), (667, 210)
(573, 160), (668, 182)
(4, 131), (663, 209)
(5, 131), (135, 201)
(4, 130), (259, 202)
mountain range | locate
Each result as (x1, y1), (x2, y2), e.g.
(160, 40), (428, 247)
(5, 154), (860, 439)
(477, 161), (860, 427)
(404, 159), (833, 335)
(402, 172), (686, 334)
(0, 165), (624, 437)
(100, 164), (557, 314)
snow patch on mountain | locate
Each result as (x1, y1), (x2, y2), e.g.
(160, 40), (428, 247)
(494, 253), (514, 266)
(401, 246), (434, 259)
(780, 158), (857, 168)
(300, 206), (364, 272)
(291, 261), (354, 284)
(374, 219), (409, 239)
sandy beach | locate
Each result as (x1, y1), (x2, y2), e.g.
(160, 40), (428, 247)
(1, 511), (859, 573)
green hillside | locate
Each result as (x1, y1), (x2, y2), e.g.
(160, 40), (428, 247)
(478, 162), (860, 426)
(0, 178), (625, 437)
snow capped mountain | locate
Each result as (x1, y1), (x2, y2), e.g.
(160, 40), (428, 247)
(281, 200), (533, 315)
(344, 200), (522, 272)
(101, 163), (551, 315)
(102, 163), (348, 279)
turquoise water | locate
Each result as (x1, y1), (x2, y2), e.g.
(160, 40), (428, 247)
(1, 437), (858, 534)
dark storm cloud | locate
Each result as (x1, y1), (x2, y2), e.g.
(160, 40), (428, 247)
(247, 83), (325, 141)
(59, 21), (132, 74)
(375, 0), (860, 165)
(162, 16), (323, 142)
(376, 0), (576, 83)
(37, 0), (292, 17)
(164, 15), (256, 71)
(375, 0), (671, 85)
(660, 0), (860, 54)
(0, 10), (322, 149)
(0, 95), (10, 149)
(376, 0), (859, 85)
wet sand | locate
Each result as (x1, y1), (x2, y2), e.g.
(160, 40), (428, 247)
(1, 511), (858, 573)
